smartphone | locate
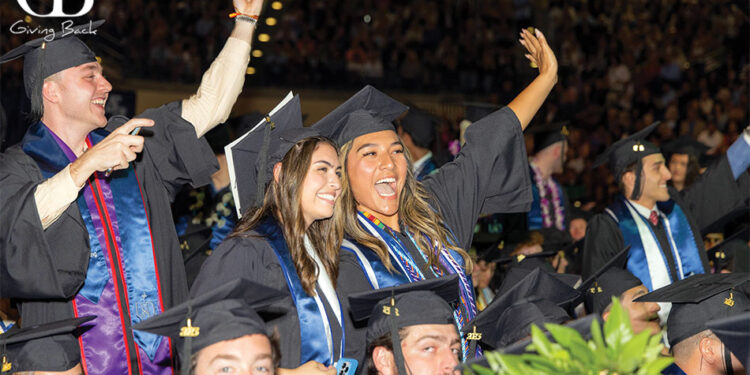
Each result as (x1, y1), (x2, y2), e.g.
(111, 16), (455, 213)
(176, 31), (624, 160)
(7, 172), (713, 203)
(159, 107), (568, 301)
(104, 126), (141, 177)
(335, 358), (358, 375)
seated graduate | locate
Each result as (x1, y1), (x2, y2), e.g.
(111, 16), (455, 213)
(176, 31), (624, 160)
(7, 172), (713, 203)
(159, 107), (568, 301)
(0, 316), (95, 375)
(583, 247), (661, 335)
(315, 28), (558, 361)
(636, 274), (750, 375)
(347, 276), (463, 375)
(134, 278), (284, 375)
(706, 311), (750, 373)
(189, 95), (341, 374)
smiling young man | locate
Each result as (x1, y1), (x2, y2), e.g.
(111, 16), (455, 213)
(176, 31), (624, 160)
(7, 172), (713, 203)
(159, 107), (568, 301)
(583, 122), (750, 324)
(0, 1), (263, 373)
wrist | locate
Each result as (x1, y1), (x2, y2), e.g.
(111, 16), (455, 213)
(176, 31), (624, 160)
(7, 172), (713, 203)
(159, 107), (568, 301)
(69, 156), (92, 188)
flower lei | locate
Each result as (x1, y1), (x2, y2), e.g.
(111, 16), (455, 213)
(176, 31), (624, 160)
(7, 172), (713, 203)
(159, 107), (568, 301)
(531, 162), (565, 230)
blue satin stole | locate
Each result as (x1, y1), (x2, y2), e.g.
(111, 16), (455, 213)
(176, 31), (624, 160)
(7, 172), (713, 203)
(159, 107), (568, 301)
(608, 196), (704, 291)
(22, 122), (164, 359)
(255, 218), (344, 366)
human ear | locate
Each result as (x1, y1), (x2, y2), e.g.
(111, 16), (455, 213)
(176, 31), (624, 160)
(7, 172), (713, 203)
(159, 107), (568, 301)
(42, 80), (60, 104)
(272, 162), (282, 183)
(373, 346), (396, 375)
(698, 336), (721, 367)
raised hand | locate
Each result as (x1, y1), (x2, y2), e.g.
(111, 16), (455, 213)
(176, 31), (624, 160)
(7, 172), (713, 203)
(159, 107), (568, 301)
(70, 118), (154, 186)
(233, 0), (264, 16)
(519, 28), (558, 82)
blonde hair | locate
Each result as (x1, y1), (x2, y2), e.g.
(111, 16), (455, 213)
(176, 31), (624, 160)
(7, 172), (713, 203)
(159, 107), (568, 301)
(334, 134), (472, 273)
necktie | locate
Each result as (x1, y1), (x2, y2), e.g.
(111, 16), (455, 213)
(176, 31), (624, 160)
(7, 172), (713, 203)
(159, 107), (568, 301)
(649, 210), (659, 226)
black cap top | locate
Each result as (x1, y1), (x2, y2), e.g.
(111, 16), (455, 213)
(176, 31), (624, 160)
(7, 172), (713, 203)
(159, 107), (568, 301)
(500, 314), (601, 355)
(529, 121), (569, 153)
(0, 316), (95, 373)
(592, 122), (662, 177)
(0, 20), (104, 117)
(133, 278), (286, 358)
(579, 246), (641, 314)
(312, 85), (408, 146)
(227, 94), (320, 216)
(347, 275), (459, 344)
(494, 297), (571, 348)
(634, 273), (750, 347)
(706, 311), (750, 368)
(398, 108), (438, 149)
(463, 268), (578, 350)
(662, 136), (710, 159)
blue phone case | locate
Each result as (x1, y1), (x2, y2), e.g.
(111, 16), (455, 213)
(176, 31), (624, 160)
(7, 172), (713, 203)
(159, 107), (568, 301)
(335, 358), (358, 375)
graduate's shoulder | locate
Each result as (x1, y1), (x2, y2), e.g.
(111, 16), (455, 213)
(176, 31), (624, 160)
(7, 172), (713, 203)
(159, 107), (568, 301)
(0, 145), (41, 179)
(211, 231), (272, 257)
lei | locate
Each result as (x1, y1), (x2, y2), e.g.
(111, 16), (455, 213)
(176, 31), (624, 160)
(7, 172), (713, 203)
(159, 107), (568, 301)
(531, 162), (565, 230)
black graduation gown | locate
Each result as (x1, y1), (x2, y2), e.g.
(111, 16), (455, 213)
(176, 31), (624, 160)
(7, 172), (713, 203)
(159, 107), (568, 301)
(190, 234), (344, 369)
(337, 106), (532, 367)
(0, 101), (217, 366)
(582, 156), (743, 279)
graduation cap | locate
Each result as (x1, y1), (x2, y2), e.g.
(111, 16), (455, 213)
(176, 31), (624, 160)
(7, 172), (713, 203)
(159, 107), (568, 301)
(347, 276), (459, 375)
(462, 268), (578, 356)
(0, 20), (105, 120)
(662, 136), (709, 159)
(634, 273), (750, 347)
(592, 122), (662, 200)
(312, 85), (409, 147)
(459, 314), (601, 371)
(398, 108), (438, 149)
(578, 246), (641, 314)
(529, 121), (570, 153)
(133, 278), (286, 373)
(226, 94), (320, 214)
(0, 316), (95, 373)
(706, 311), (750, 368)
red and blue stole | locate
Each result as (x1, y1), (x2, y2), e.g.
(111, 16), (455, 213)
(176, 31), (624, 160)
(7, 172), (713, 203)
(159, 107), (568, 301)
(607, 196), (704, 292)
(255, 218), (344, 367)
(22, 122), (171, 374)
(347, 211), (479, 360)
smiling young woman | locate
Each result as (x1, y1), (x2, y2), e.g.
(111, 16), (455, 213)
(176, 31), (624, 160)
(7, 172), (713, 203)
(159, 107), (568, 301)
(313, 28), (559, 365)
(190, 97), (342, 375)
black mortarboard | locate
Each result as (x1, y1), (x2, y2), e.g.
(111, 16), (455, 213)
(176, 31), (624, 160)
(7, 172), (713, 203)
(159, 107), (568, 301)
(634, 273), (750, 347)
(0, 20), (104, 118)
(348, 276), (459, 374)
(579, 246), (641, 314)
(662, 136), (709, 159)
(529, 122), (569, 153)
(0, 316), (95, 373)
(464, 102), (500, 123)
(592, 122), (662, 200)
(460, 314), (601, 371)
(462, 268), (578, 355)
(227, 94), (320, 216)
(398, 108), (438, 149)
(706, 311), (750, 368)
(312, 85), (409, 146)
(133, 278), (286, 372)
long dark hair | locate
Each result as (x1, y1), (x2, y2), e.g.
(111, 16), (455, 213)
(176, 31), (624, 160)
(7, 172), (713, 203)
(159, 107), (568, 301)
(230, 136), (342, 296)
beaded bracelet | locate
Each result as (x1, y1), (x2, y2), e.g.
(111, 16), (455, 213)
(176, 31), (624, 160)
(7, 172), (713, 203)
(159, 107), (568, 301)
(230, 12), (259, 24)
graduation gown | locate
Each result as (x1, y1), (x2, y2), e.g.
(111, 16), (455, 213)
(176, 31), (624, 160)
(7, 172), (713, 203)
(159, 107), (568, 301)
(190, 231), (344, 369)
(338, 106), (532, 365)
(583, 156), (744, 282)
(0, 101), (217, 373)
(527, 167), (572, 231)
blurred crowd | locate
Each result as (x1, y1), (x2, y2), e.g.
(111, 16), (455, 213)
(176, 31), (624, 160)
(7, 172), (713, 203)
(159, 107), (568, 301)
(1, 0), (748, 208)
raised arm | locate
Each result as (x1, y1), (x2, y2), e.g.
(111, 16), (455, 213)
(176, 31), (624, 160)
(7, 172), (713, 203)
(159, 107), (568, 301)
(181, 0), (264, 137)
(507, 28), (557, 130)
